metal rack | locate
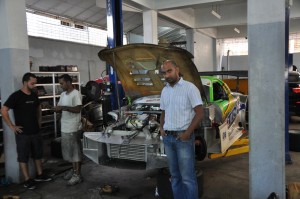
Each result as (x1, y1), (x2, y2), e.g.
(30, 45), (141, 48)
(33, 72), (80, 137)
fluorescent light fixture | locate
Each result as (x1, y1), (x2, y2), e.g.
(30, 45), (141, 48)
(211, 10), (221, 19)
(234, 27), (240, 34)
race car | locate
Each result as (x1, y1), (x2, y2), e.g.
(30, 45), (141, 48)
(82, 43), (248, 169)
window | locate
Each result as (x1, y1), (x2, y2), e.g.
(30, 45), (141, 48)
(218, 38), (248, 56)
(219, 33), (300, 56)
(213, 82), (226, 101)
(75, 24), (85, 29)
(61, 21), (71, 27)
(289, 32), (300, 53)
(26, 11), (127, 47)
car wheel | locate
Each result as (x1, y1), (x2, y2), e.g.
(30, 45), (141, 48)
(195, 135), (207, 161)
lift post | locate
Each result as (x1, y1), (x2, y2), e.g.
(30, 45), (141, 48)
(106, 0), (123, 110)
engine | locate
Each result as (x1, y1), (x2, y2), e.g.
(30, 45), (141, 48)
(125, 113), (159, 132)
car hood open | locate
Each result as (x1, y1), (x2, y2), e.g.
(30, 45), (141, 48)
(99, 43), (206, 100)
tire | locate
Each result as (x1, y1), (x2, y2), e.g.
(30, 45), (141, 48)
(289, 130), (300, 152)
(156, 168), (173, 199)
(195, 136), (207, 161)
(288, 71), (300, 82)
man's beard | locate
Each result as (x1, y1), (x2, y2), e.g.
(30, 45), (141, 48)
(29, 87), (37, 94)
(165, 77), (178, 84)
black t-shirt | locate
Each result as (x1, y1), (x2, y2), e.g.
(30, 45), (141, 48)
(4, 90), (40, 135)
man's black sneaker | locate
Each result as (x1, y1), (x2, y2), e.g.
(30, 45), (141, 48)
(24, 179), (36, 190)
(34, 174), (53, 182)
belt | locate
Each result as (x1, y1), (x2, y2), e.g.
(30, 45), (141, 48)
(165, 130), (185, 136)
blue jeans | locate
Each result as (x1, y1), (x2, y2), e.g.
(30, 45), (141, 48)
(163, 133), (198, 199)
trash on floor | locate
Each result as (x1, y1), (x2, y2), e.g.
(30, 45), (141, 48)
(99, 184), (120, 194)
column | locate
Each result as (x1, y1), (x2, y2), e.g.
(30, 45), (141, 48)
(0, 0), (30, 183)
(143, 10), (158, 44)
(248, 0), (286, 198)
(186, 28), (194, 55)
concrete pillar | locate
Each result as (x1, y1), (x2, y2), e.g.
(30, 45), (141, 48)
(0, 0), (30, 183)
(248, 0), (285, 198)
(143, 10), (158, 44)
(186, 28), (194, 55)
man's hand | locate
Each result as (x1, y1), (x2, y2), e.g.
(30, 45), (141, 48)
(51, 106), (62, 112)
(160, 128), (167, 137)
(10, 125), (23, 134)
(178, 132), (191, 141)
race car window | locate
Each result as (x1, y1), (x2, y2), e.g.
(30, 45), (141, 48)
(213, 82), (226, 101)
(203, 85), (210, 102)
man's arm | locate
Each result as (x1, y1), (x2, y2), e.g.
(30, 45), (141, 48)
(159, 110), (166, 136)
(180, 105), (203, 141)
(1, 105), (23, 134)
(61, 105), (82, 113)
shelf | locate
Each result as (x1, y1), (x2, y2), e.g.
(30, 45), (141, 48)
(41, 131), (55, 137)
(32, 71), (80, 137)
(41, 123), (55, 128)
(41, 118), (54, 124)
(36, 82), (79, 86)
(39, 95), (61, 99)
(33, 71), (79, 74)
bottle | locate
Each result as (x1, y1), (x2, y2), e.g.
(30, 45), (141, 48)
(154, 186), (159, 197)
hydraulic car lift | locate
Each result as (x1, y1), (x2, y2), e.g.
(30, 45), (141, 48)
(208, 137), (249, 159)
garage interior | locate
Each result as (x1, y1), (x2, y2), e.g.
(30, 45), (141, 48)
(1, 0), (300, 198)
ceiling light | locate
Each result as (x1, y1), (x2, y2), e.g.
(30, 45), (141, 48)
(211, 10), (221, 19)
(234, 27), (240, 34)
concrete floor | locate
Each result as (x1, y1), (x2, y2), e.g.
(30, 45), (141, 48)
(1, 117), (300, 199)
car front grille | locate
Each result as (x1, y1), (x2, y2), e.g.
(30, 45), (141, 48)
(108, 144), (147, 162)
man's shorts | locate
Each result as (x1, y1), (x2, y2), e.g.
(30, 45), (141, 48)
(61, 131), (82, 162)
(15, 133), (43, 163)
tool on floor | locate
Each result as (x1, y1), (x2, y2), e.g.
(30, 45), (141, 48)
(99, 184), (120, 194)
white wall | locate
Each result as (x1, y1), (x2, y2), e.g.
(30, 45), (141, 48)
(129, 30), (216, 72)
(293, 53), (300, 67)
(128, 33), (144, 43)
(30, 34), (300, 79)
(219, 53), (300, 71)
(29, 36), (106, 85)
(193, 30), (215, 71)
(221, 55), (248, 71)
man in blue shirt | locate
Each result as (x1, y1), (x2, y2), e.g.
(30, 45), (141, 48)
(160, 60), (203, 199)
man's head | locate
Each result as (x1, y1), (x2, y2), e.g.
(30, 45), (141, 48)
(59, 74), (73, 91)
(161, 60), (180, 86)
(22, 73), (37, 91)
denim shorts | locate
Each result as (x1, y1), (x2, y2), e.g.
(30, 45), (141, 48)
(61, 131), (82, 162)
(15, 133), (43, 163)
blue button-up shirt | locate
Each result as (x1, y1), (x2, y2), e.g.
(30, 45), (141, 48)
(160, 78), (203, 131)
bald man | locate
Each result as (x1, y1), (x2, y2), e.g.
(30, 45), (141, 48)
(160, 60), (203, 199)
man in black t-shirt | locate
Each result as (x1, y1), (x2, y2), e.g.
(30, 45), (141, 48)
(1, 73), (52, 189)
